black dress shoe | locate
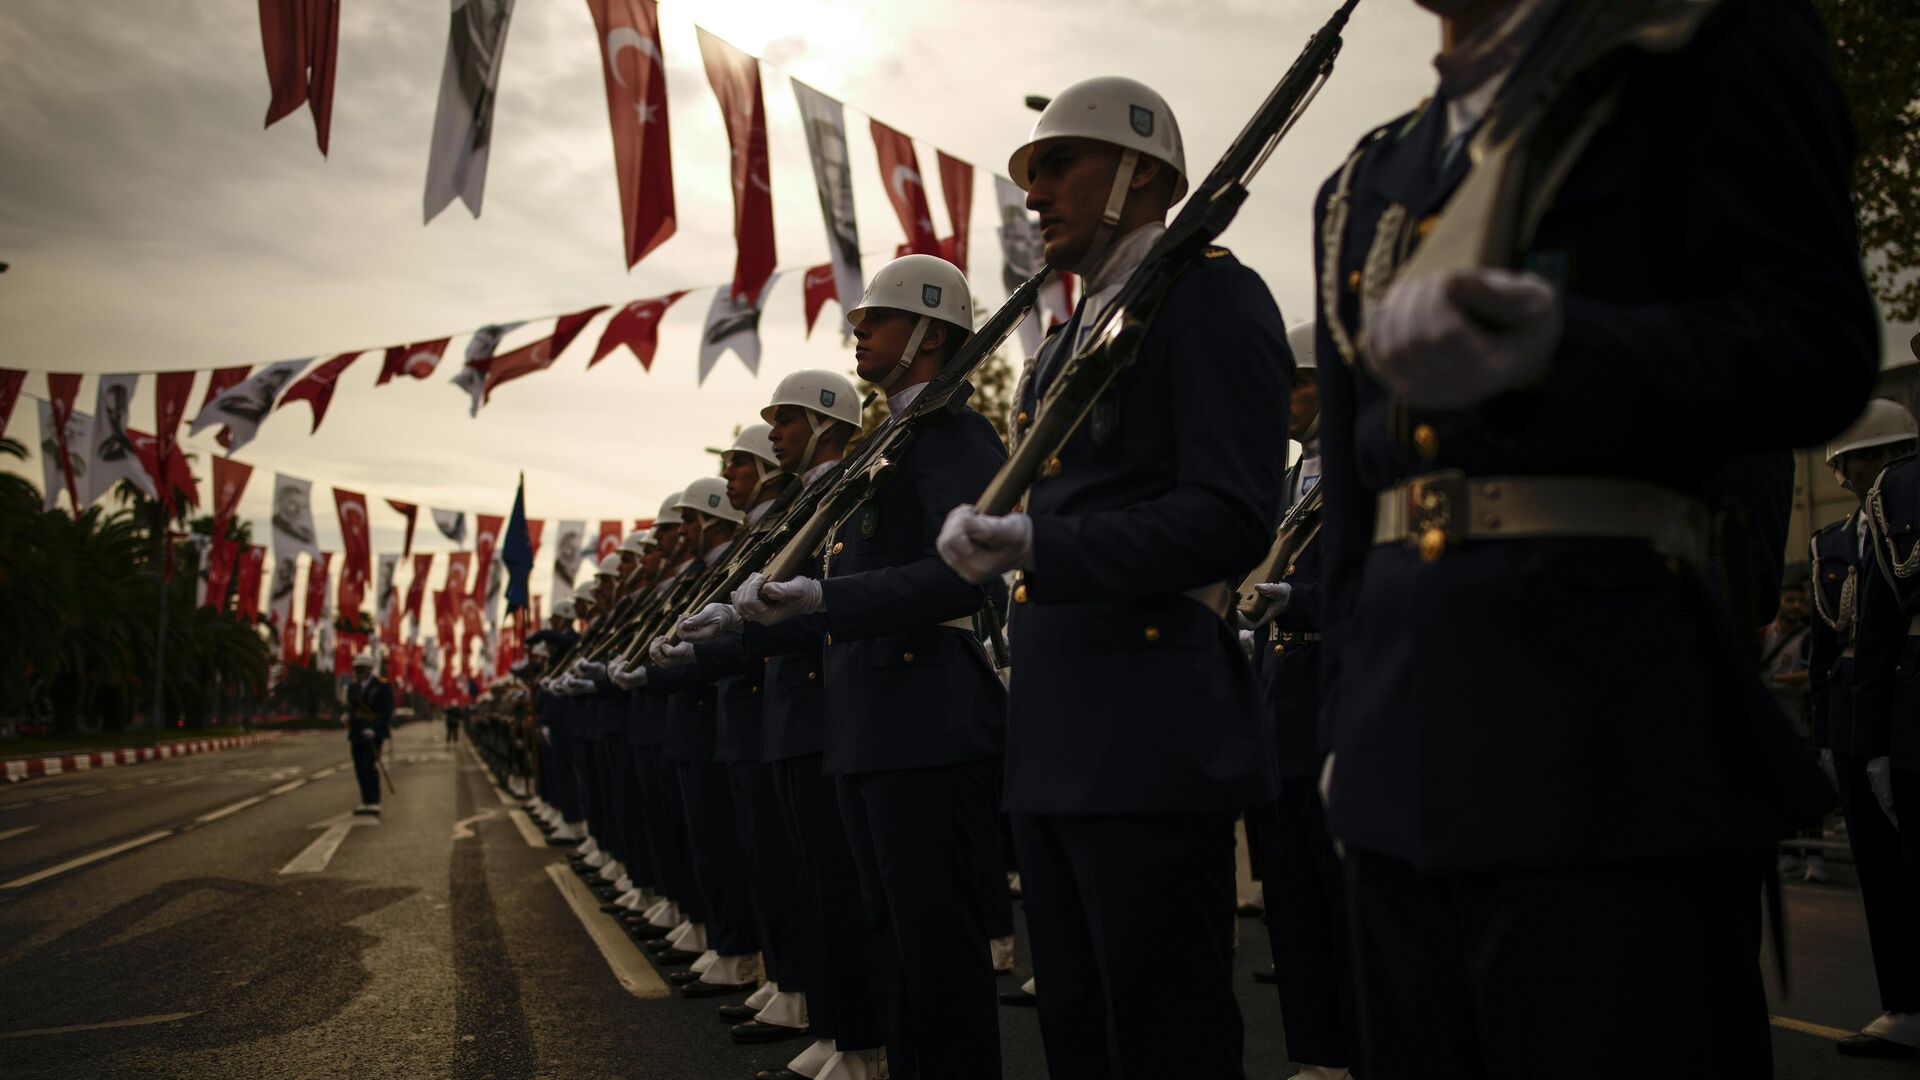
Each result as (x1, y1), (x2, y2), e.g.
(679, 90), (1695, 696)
(681, 980), (755, 999)
(731, 1021), (808, 1044)
(717, 1004), (759, 1023)
(755, 1070), (807, 1080)
(599, 901), (628, 914)
(644, 937), (678, 952)
(656, 947), (702, 965)
(545, 836), (579, 847)
(999, 987), (1037, 1007)
(1837, 1033), (1918, 1058)
(666, 970), (703, 985)
(1252, 966), (1277, 984)
(625, 920), (669, 939)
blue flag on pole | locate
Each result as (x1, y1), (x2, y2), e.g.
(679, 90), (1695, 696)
(503, 473), (533, 613)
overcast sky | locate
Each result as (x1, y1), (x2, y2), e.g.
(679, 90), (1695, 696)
(1, 0), (1913, 602)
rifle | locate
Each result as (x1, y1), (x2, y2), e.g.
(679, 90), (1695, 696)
(973, 0), (1361, 516)
(1234, 482), (1325, 624)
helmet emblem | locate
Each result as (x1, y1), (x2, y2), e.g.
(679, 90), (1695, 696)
(708, 494), (722, 508)
(1130, 105), (1154, 137)
(922, 284), (942, 308)
(819, 389), (836, 407)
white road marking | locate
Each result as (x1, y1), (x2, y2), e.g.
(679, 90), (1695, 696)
(0, 830), (172, 890)
(38, 794), (73, 804)
(507, 809), (546, 849)
(1, 800), (34, 811)
(0, 825), (39, 842)
(267, 779), (306, 796)
(278, 814), (379, 875)
(450, 810), (497, 840)
(543, 865), (668, 999)
(162, 775), (205, 788)
(1769, 1014), (1852, 1041)
(71, 786), (104, 797)
(194, 796), (264, 824)
(0, 1012), (198, 1038)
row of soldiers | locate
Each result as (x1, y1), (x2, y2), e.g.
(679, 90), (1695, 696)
(492, 0), (1898, 1075)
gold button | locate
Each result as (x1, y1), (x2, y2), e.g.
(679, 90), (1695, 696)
(831, 542), (844, 555)
(1042, 457), (1063, 478)
(1272, 643), (1284, 655)
(902, 652), (915, 663)
(1417, 214), (1439, 239)
(1412, 423), (1439, 461)
(1143, 626), (1161, 643)
(1346, 269), (1362, 292)
(751, 685), (761, 694)
(1418, 527), (1446, 563)
(1284, 563), (1296, 576)
(1013, 583), (1029, 604)
(807, 671), (818, 681)
(1016, 411), (1030, 427)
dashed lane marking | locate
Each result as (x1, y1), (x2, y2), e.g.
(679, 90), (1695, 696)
(0, 1012), (198, 1038)
(194, 796), (265, 824)
(267, 779), (307, 796)
(0, 825), (39, 842)
(507, 809), (546, 849)
(162, 775), (205, 788)
(1769, 1014), (1853, 1041)
(0, 830), (172, 890)
(37, 794), (73, 804)
(543, 864), (669, 1000)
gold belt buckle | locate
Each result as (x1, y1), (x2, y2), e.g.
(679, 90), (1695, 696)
(1404, 470), (1467, 563)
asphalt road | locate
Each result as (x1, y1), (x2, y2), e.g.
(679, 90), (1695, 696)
(0, 725), (1912, 1079)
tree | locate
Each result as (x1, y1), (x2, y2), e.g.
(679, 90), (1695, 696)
(1815, 0), (1920, 320)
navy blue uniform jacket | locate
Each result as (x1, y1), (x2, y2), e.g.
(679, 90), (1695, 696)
(817, 405), (1009, 776)
(1006, 248), (1290, 815)
(1314, 0), (1876, 869)
(1255, 464), (1327, 781)
(347, 677), (394, 742)
(1810, 515), (1866, 753)
(1851, 462), (1920, 768)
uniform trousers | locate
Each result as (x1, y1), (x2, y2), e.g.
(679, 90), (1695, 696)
(1250, 779), (1354, 1068)
(730, 761), (804, 992)
(1343, 848), (1770, 1079)
(678, 761), (760, 956)
(349, 736), (384, 806)
(1835, 752), (1920, 1011)
(775, 752), (883, 1049)
(602, 728), (635, 874)
(651, 755), (705, 923)
(1897, 770), (1920, 902)
(547, 723), (581, 822)
(974, 777), (1015, 942)
(1011, 809), (1241, 1080)
(566, 725), (597, 830)
(839, 758), (1003, 1080)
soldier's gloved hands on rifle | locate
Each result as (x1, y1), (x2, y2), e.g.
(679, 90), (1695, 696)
(1867, 756), (1900, 828)
(648, 636), (695, 667)
(538, 725), (551, 745)
(608, 658), (649, 690)
(733, 572), (824, 626)
(1365, 268), (1562, 410)
(576, 660), (608, 682)
(1234, 583), (1295, 631)
(1238, 629), (1256, 659)
(936, 504), (1032, 585)
(359, 727), (376, 741)
(678, 602), (743, 643)
(563, 676), (597, 695)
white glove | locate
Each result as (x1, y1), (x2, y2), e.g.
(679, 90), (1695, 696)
(1237, 628), (1255, 658)
(734, 572), (825, 625)
(1365, 268), (1562, 410)
(359, 727), (375, 741)
(1867, 756), (1899, 828)
(564, 677), (597, 695)
(649, 636), (695, 667)
(538, 725), (551, 745)
(576, 660), (608, 681)
(937, 504), (1034, 585)
(608, 658), (649, 690)
(678, 603), (743, 643)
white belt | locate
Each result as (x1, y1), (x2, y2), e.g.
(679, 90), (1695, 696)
(1372, 471), (1711, 565)
(939, 615), (976, 632)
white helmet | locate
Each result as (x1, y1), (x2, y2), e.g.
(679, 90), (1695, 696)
(709, 422), (783, 508)
(1827, 399), (1918, 465)
(847, 254), (973, 392)
(595, 551), (624, 578)
(654, 492), (685, 527)
(573, 580), (599, 609)
(617, 529), (652, 556)
(352, 652), (374, 670)
(762, 368), (861, 472)
(551, 598), (576, 620)
(1009, 76), (1188, 202)
(677, 476), (745, 524)
(1285, 321), (1317, 372)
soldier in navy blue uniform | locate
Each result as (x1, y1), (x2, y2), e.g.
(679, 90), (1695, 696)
(939, 77), (1289, 1078)
(1243, 321), (1354, 1080)
(1305, 1), (1876, 1074)
(344, 652), (393, 815)
(1831, 401), (1920, 1057)
(735, 254), (1009, 1080)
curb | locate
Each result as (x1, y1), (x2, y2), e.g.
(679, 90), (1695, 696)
(2, 732), (286, 784)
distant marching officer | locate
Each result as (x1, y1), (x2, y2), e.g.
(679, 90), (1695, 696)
(345, 652), (393, 816)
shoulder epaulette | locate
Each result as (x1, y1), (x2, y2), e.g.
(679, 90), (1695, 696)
(1202, 246), (1232, 260)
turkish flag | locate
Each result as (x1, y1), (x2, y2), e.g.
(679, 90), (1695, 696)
(405, 552), (433, 639)
(0, 369), (26, 438)
(257, 0), (341, 155)
(387, 499), (420, 556)
(481, 306), (610, 403)
(276, 351), (362, 433)
(802, 263), (837, 338)
(199, 366), (251, 450)
(697, 29), (776, 301)
(333, 487), (371, 611)
(938, 151), (974, 273)
(872, 121), (939, 256)
(127, 430), (198, 510)
(526, 519), (545, 567)
(376, 338), (451, 385)
(153, 371), (195, 512)
(596, 520), (623, 561)
(210, 456), (253, 535)
(590, 290), (687, 370)
(588, 0), (676, 269)
(304, 551), (331, 647)
(445, 551), (474, 597)
(434, 590), (458, 656)
(236, 545), (268, 622)
(44, 373), (83, 509)
(474, 514), (505, 600)
(204, 538), (239, 612)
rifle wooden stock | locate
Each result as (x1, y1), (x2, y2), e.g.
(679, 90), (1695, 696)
(1233, 483), (1324, 623)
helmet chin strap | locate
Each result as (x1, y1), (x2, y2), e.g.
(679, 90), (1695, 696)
(799, 411), (831, 473)
(873, 315), (932, 395)
(1073, 148), (1140, 275)
(746, 458), (778, 508)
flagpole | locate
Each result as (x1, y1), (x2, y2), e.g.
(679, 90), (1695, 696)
(150, 497), (169, 749)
